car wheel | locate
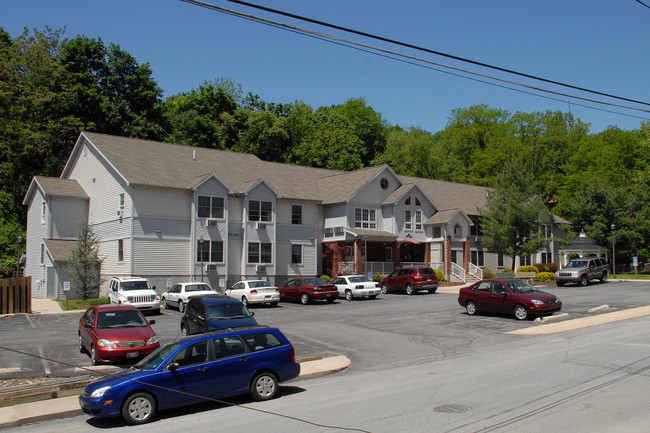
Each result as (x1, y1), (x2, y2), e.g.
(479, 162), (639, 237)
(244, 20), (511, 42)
(78, 334), (86, 354)
(428, 288), (437, 294)
(178, 300), (185, 313)
(250, 372), (278, 401)
(270, 302), (278, 307)
(162, 298), (169, 309)
(466, 300), (477, 316)
(579, 275), (588, 287)
(369, 295), (377, 299)
(513, 304), (528, 320)
(556, 282), (565, 287)
(180, 324), (189, 337)
(300, 293), (310, 305)
(241, 296), (249, 308)
(405, 284), (415, 295)
(122, 392), (156, 425)
(600, 272), (608, 284)
(90, 345), (99, 365)
(345, 290), (353, 301)
(381, 283), (389, 294)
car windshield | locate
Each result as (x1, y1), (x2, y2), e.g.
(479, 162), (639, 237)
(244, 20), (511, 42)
(249, 281), (272, 288)
(207, 303), (252, 320)
(503, 280), (537, 294)
(120, 281), (151, 291)
(304, 278), (327, 285)
(97, 310), (147, 328)
(565, 260), (587, 268)
(349, 276), (371, 283)
(186, 284), (211, 292)
(134, 342), (182, 370)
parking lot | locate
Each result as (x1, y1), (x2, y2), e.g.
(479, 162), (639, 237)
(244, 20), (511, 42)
(1, 280), (649, 380)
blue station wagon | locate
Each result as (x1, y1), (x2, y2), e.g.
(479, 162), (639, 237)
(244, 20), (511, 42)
(79, 326), (300, 425)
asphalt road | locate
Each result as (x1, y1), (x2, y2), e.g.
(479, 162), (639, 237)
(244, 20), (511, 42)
(2, 280), (650, 432)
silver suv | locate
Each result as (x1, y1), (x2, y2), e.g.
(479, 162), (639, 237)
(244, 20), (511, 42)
(555, 257), (609, 287)
(108, 277), (161, 314)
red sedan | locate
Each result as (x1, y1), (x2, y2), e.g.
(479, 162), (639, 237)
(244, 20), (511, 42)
(277, 277), (338, 305)
(78, 304), (159, 365)
(458, 279), (562, 320)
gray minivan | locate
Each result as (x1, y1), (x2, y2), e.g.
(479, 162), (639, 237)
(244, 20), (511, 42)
(555, 257), (609, 286)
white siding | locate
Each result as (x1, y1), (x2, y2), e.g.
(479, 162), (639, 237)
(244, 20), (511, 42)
(50, 197), (88, 239)
(132, 238), (190, 275)
(24, 188), (48, 297)
(352, 170), (401, 204)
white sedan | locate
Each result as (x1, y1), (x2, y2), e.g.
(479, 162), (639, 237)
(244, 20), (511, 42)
(331, 275), (381, 301)
(225, 280), (280, 307)
(160, 282), (215, 313)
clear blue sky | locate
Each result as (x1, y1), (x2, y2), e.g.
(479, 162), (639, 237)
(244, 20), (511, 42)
(2, 0), (649, 134)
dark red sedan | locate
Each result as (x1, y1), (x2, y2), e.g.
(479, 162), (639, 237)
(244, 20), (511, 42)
(277, 277), (338, 305)
(78, 304), (159, 365)
(458, 279), (562, 320)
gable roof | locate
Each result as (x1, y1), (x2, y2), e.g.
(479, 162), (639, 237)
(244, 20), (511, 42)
(317, 165), (392, 204)
(22, 176), (88, 205)
(43, 239), (77, 263)
(400, 175), (490, 216)
(425, 208), (472, 225)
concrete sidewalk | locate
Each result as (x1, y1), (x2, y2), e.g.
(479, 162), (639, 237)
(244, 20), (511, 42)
(0, 355), (351, 428)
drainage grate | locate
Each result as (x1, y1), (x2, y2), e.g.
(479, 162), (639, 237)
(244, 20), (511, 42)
(434, 404), (471, 413)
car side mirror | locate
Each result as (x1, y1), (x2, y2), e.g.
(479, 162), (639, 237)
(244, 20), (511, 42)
(250, 311), (255, 317)
(153, 286), (157, 290)
(167, 362), (180, 371)
(84, 323), (93, 329)
(148, 319), (155, 325)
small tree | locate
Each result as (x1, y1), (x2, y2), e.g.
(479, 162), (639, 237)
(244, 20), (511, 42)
(67, 222), (104, 299)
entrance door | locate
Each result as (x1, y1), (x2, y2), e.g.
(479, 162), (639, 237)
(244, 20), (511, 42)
(46, 267), (56, 298)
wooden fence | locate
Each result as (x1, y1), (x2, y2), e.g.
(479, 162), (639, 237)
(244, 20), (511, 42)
(0, 277), (31, 314)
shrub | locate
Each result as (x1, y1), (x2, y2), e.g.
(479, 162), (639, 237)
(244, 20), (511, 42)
(544, 263), (558, 273)
(534, 272), (555, 282)
(482, 268), (495, 279)
(372, 273), (384, 283)
(503, 268), (513, 274)
(533, 263), (549, 273)
(515, 265), (539, 273)
(433, 269), (445, 282)
(319, 274), (331, 282)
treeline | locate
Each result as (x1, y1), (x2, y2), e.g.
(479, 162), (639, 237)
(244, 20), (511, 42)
(1, 27), (649, 269)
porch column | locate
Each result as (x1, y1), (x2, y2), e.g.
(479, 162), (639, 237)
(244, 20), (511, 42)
(424, 242), (431, 267)
(354, 240), (362, 275)
(463, 237), (471, 272)
(395, 243), (401, 270)
(445, 236), (452, 276)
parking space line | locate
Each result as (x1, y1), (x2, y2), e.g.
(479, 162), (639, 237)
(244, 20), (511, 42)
(37, 347), (51, 376)
(25, 315), (35, 329)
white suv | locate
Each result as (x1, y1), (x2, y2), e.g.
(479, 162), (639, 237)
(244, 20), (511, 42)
(108, 277), (161, 314)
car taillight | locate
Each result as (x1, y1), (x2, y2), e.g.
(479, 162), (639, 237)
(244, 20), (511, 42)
(250, 289), (258, 294)
(291, 346), (296, 363)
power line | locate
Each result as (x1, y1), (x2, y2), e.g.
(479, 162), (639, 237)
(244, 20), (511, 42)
(636, 0), (650, 10)
(211, 0), (650, 108)
(180, 0), (650, 119)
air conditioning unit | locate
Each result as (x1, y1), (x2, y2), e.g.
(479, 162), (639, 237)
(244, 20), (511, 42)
(256, 222), (266, 230)
(205, 264), (217, 271)
(255, 265), (267, 271)
(206, 218), (218, 227)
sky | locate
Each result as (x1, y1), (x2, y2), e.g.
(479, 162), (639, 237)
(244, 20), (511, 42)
(2, 0), (649, 134)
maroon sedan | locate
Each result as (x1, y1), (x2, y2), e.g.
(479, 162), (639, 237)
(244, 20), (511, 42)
(277, 277), (338, 305)
(458, 279), (562, 320)
(78, 304), (159, 365)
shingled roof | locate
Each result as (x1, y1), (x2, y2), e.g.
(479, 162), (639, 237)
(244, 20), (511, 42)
(66, 132), (492, 214)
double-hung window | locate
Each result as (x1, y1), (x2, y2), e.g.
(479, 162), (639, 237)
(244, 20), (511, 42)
(117, 239), (124, 262)
(291, 205), (302, 225)
(196, 240), (223, 263)
(415, 210), (423, 231)
(249, 242), (272, 264)
(249, 200), (272, 222)
(291, 245), (302, 264)
(354, 208), (376, 229)
(198, 196), (224, 219)
(405, 210), (412, 230)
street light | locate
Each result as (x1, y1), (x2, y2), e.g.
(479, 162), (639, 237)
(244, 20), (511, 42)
(611, 224), (616, 279)
(199, 237), (205, 283)
(16, 235), (23, 278)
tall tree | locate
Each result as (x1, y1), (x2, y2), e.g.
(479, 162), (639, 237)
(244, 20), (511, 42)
(67, 222), (104, 300)
(480, 165), (549, 270)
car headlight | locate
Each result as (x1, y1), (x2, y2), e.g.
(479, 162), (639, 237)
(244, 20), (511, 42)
(90, 385), (111, 398)
(146, 336), (159, 345)
(97, 339), (117, 348)
(531, 300), (544, 305)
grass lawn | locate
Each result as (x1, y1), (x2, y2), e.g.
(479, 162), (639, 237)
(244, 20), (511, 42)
(56, 297), (109, 311)
(611, 272), (650, 280)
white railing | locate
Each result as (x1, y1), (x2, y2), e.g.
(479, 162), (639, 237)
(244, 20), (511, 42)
(450, 262), (465, 282)
(468, 263), (483, 280)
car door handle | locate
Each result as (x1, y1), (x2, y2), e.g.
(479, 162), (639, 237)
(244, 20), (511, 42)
(197, 367), (208, 372)
(239, 357), (250, 362)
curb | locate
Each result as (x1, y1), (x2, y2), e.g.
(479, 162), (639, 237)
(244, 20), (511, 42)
(0, 355), (351, 428)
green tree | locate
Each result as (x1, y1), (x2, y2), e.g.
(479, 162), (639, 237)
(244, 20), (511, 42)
(480, 165), (549, 269)
(67, 222), (104, 300)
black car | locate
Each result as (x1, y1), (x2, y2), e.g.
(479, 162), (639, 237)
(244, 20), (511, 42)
(180, 295), (257, 336)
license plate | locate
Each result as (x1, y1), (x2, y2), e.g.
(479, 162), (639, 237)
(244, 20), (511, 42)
(265, 295), (271, 299)
(326, 293), (332, 297)
(127, 351), (139, 358)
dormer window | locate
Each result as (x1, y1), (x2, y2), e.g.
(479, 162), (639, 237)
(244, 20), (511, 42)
(405, 197), (411, 205)
(415, 197), (421, 206)
(454, 224), (462, 237)
(380, 178), (388, 190)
